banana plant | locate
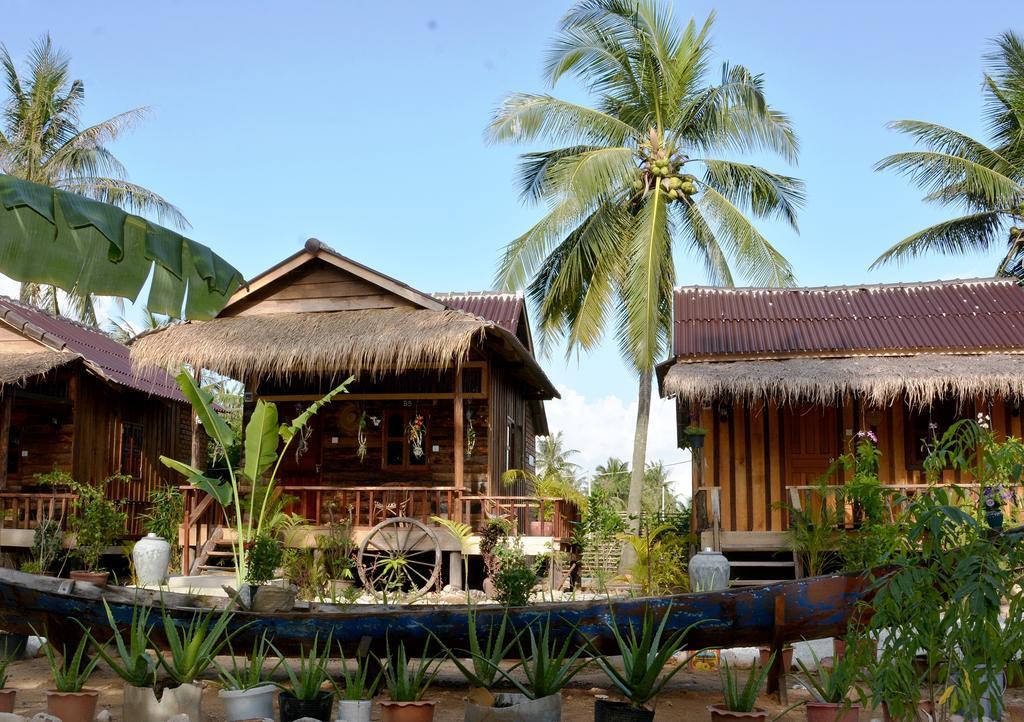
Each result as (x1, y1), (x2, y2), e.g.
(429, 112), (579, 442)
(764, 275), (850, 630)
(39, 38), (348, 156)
(161, 369), (351, 584)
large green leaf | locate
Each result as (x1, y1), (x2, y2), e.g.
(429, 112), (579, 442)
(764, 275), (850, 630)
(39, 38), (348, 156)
(0, 174), (243, 320)
(160, 456), (232, 506)
(279, 378), (352, 444)
(174, 370), (236, 451)
(243, 400), (279, 483)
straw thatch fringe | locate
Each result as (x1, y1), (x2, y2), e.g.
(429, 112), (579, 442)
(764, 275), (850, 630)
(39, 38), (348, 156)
(0, 350), (77, 387)
(129, 309), (491, 380)
(662, 353), (1024, 407)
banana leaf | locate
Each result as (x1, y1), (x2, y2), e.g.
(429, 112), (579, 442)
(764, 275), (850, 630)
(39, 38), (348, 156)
(0, 174), (244, 319)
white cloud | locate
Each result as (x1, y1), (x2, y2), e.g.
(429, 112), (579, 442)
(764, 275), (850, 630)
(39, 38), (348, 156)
(546, 384), (691, 503)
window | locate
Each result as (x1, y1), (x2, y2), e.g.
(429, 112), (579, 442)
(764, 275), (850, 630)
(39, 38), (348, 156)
(120, 422), (144, 479)
(905, 399), (962, 469)
(382, 410), (429, 469)
(506, 416), (520, 471)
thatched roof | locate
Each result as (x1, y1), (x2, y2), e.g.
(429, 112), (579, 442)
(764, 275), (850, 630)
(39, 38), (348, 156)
(0, 350), (78, 387)
(661, 353), (1024, 407)
(130, 308), (557, 397)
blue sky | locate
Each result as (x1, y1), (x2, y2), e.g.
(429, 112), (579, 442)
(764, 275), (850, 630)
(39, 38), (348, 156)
(3, 0), (1019, 494)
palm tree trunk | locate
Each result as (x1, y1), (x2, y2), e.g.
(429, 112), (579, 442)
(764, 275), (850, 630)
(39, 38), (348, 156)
(620, 369), (653, 573)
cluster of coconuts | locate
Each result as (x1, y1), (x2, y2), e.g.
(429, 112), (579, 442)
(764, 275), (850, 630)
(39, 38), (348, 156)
(631, 148), (698, 203)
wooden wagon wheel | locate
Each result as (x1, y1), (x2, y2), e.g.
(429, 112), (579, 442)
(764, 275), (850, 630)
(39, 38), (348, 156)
(357, 517), (442, 601)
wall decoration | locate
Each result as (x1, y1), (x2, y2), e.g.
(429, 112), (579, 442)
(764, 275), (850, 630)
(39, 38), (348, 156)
(408, 414), (426, 459)
(356, 411), (368, 463)
(465, 407), (476, 459)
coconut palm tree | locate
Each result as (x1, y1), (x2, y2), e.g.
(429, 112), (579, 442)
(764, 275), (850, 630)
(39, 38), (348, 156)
(0, 35), (187, 323)
(488, 0), (802, 561)
(537, 431), (582, 485)
(872, 32), (1024, 276)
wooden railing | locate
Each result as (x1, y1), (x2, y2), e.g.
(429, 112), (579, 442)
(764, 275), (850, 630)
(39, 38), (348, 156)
(280, 485), (460, 527)
(0, 492), (77, 530)
(460, 495), (580, 541)
(787, 483), (1024, 528)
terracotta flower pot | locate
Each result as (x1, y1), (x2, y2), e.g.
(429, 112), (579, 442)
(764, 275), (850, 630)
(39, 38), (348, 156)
(759, 647), (794, 671)
(805, 702), (861, 722)
(69, 570), (109, 587)
(0, 688), (15, 713)
(528, 521), (554, 537)
(709, 705), (769, 721)
(47, 689), (99, 722)
(381, 699), (438, 722)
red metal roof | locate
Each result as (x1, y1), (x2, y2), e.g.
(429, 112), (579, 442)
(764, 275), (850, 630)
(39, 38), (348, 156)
(0, 297), (185, 402)
(672, 279), (1024, 360)
(434, 292), (524, 335)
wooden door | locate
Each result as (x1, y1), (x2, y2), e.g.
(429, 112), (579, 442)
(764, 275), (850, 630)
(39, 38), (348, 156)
(785, 404), (840, 488)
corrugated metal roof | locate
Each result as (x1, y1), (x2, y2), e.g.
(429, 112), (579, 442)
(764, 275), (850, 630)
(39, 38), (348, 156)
(433, 292), (523, 334)
(672, 278), (1024, 360)
(0, 297), (185, 402)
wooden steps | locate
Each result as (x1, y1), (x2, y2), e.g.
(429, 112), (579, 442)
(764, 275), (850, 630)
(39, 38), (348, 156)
(189, 527), (236, 576)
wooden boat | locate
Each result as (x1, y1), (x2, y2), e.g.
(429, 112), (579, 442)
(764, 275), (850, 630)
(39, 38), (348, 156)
(0, 567), (876, 659)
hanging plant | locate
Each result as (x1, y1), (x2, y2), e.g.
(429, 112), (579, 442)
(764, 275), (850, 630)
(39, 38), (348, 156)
(465, 407), (476, 459)
(356, 411), (368, 463)
(408, 414), (426, 459)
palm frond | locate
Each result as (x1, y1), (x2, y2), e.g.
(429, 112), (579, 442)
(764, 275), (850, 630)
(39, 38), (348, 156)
(886, 120), (1013, 172)
(42, 107), (150, 175)
(673, 200), (733, 286)
(487, 93), (637, 147)
(870, 211), (1007, 270)
(983, 31), (1024, 154)
(58, 177), (190, 230)
(697, 186), (795, 287)
(875, 150), (1023, 210)
(516, 146), (597, 203)
(545, 146), (636, 204)
(700, 158), (804, 229)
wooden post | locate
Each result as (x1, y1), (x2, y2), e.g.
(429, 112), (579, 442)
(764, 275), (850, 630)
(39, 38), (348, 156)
(453, 366), (464, 521)
(767, 594), (788, 703)
(0, 394), (11, 490)
(190, 369), (206, 471)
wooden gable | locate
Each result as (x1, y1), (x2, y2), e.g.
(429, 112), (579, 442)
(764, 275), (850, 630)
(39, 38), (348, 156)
(220, 240), (446, 317)
(0, 322), (48, 354)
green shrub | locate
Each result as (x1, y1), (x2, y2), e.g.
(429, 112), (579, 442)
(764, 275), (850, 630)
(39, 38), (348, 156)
(68, 475), (127, 572)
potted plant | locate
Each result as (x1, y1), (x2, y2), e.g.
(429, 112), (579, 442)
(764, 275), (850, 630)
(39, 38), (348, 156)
(710, 653), (773, 721)
(275, 633), (335, 722)
(336, 644), (382, 722)
(795, 647), (863, 722)
(42, 634), (99, 722)
(156, 604), (235, 721)
(20, 516), (64, 576)
(432, 609), (523, 718)
(379, 640), (441, 722)
(67, 475), (128, 587)
(82, 599), (171, 722)
(488, 615), (590, 721)
(683, 425), (708, 451)
(320, 520), (357, 596)
(216, 633), (280, 722)
(592, 606), (700, 722)
(0, 653), (16, 712)
(244, 533), (295, 612)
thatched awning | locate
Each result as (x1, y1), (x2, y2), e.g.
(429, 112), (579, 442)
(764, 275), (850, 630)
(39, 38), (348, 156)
(130, 309), (559, 398)
(0, 350), (78, 387)
(661, 353), (1024, 407)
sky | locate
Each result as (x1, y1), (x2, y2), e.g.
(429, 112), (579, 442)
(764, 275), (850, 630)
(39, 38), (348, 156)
(2, 0), (1020, 501)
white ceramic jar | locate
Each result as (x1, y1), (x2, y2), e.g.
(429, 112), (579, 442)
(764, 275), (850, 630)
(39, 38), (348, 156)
(132, 533), (171, 586)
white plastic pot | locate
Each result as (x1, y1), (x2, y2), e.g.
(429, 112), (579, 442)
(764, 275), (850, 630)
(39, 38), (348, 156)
(464, 692), (562, 722)
(219, 683), (277, 722)
(123, 682), (202, 721)
(336, 698), (373, 722)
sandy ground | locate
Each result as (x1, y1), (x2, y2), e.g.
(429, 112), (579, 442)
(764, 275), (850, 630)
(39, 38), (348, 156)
(7, 655), (1024, 721)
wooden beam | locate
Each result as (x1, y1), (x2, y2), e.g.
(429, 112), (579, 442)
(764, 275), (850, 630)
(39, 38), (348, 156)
(0, 394), (10, 490)
(454, 366), (465, 517)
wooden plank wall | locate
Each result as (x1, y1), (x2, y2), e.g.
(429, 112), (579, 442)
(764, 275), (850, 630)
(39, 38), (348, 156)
(695, 394), (1024, 533)
(489, 364), (529, 496)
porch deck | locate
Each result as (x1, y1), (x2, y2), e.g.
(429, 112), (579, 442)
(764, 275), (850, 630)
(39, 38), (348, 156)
(0, 492), (77, 547)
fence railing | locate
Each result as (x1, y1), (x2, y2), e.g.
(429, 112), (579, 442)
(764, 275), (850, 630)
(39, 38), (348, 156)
(0, 492), (77, 531)
(460, 495), (580, 541)
(279, 485), (460, 527)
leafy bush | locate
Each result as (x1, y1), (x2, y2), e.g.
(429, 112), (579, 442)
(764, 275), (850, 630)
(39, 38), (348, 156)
(245, 535), (283, 586)
(68, 475), (127, 572)
(318, 520), (356, 581)
(25, 516), (64, 573)
(492, 536), (536, 606)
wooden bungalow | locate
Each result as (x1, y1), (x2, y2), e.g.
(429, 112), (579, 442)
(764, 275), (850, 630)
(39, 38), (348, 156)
(0, 296), (192, 546)
(131, 239), (569, 589)
(658, 278), (1024, 583)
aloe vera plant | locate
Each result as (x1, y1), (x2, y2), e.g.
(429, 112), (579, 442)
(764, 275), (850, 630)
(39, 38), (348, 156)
(429, 608), (520, 689)
(335, 643), (381, 701)
(721, 652), (773, 712)
(593, 605), (701, 709)
(82, 599), (157, 687)
(216, 632), (279, 691)
(158, 604), (236, 685)
(491, 615), (589, 700)
(275, 633), (333, 700)
(42, 635), (98, 693)
(380, 640), (441, 702)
